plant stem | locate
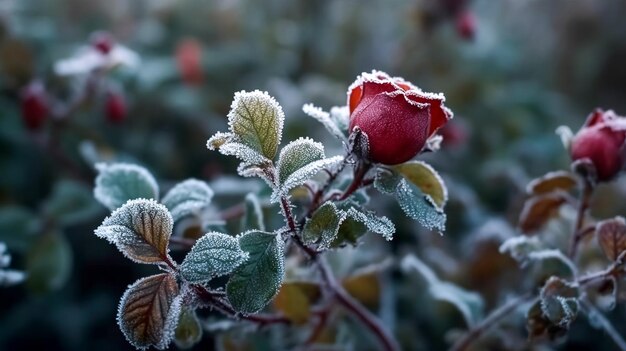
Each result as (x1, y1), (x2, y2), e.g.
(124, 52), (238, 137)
(569, 179), (593, 258)
(336, 161), (371, 202)
(449, 293), (536, 351)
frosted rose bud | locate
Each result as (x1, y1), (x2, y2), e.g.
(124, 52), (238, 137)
(105, 92), (127, 123)
(571, 109), (626, 181)
(20, 81), (49, 130)
(347, 70), (453, 165)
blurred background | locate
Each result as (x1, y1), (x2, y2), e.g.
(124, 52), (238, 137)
(2, 0), (626, 350)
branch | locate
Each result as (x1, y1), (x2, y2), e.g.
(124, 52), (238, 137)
(569, 179), (593, 258)
(449, 292), (536, 351)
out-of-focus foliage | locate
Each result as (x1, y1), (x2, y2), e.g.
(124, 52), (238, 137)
(2, 0), (626, 350)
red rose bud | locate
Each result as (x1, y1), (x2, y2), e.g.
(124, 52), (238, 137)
(347, 70), (453, 165)
(455, 10), (476, 41)
(90, 31), (115, 55)
(20, 82), (49, 130)
(570, 109), (626, 181)
(105, 92), (127, 123)
(176, 38), (204, 86)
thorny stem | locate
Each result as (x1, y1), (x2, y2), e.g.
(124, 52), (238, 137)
(569, 179), (593, 258)
(337, 161), (371, 202)
(449, 293), (536, 351)
(281, 193), (399, 351)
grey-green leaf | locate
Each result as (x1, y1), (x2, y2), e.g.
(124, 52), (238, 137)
(274, 156), (344, 201)
(343, 207), (395, 241)
(94, 163), (159, 210)
(226, 231), (285, 313)
(162, 179), (214, 222)
(277, 137), (325, 184)
(44, 179), (101, 227)
(395, 179), (446, 232)
(227, 90), (284, 159)
(180, 232), (248, 283)
(303, 202), (341, 248)
(302, 104), (346, 140)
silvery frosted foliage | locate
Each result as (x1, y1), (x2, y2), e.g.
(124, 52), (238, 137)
(539, 277), (580, 328)
(273, 155), (344, 201)
(161, 179), (214, 222)
(94, 163), (159, 210)
(226, 231), (285, 314)
(0, 242), (26, 287)
(302, 104), (347, 140)
(303, 202), (342, 248)
(242, 193), (265, 231)
(499, 236), (577, 275)
(117, 273), (182, 350)
(342, 207), (395, 241)
(277, 137), (325, 184)
(94, 199), (173, 265)
(402, 254), (484, 327)
(179, 232), (248, 283)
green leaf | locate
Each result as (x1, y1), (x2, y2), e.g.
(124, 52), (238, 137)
(342, 207), (395, 241)
(117, 273), (182, 350)
(277, 137), (325, 184)
(94, 163), (159, 210)
(374, 168), (402, 194)
(26, 231), (72, 293)
(94, 199), (173, 264)
(161, 179), (214, 222)
(331, 216), (368, 248)
(540, 276), (579, 327)
(174, 308), (203, 349)
(180, 232), (248, 283)
(227, 231), (285, 313)
(302, 202), (341, 248)
(273, 156), (344, 201)
(392, 161), (447, 209)
(43, 180), (101, 227)
(402, 254), (484, 327)
(396, 179), (446, 232)
(227, 90), (284, 159)
(241, 193), (265, 231)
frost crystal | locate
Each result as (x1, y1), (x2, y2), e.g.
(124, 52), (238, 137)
(303, 202), (342, 248)
(273, 155), (344, 202)
(277, 137), (325, 184)
(94, 199), (173, 264)
(161, 179), (214, 222)
(218, 142), (270, 166)
(395, 179), (446, 232)
(302, 104), (346, 140)
(94, 163), (159, 210)
(342, 207), (395, 241)
(180, 232), (249, 283)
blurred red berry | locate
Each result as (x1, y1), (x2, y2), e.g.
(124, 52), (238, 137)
(571, 109), (626, 181)
(347, 70), (453, 165)
(439, 120), (468, 148)
(91, 31), (114, 55)
(105, 92), (127, 123)
(455, 10), (476, 41)
(20, 82), (49, 130)
(176, 38), (204, 86)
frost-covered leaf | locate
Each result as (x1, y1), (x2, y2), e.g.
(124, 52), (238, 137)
(396, 180), (446, 232)
(180, 232), (248, 283)
(26, 231), (72, 293)
(275, 156), (344, 200)
(402, 254), (484, 327)
(161, 179), (214, 222)
(94, 163), (159, 211)
(596, 216), (626, 261)
(174, 308), (203, 349)
(118, 273), (182, 350)
(302, 103), (346, 140)
(218, 142), (271, 167)
(393, 161), (447, 209)
(277, 137), (325, 184)
(374, 168), (402, 194)
(43, 180), (101, 227)
(499, 237), (577, 276)
(94, 199), (173, 264)
(242, 193), (265, 231)
(540, 276), (579, 327)
(227, 90), (284, 159)
(0, 243), (26, 287)
(227, 231), (284, 313)
(330, 106), (350, 135)
(343, 207), (395, 241)
(331, 215), (368, 248)
(518, 192), (569, 234)
(499, 236), (545, 263)
(206, 132), (234, 150)
(527, 300), (567, 340)
(302, 202), (341, 248)
(526, 171), (578, 196)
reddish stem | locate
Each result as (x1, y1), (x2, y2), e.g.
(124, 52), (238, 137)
(569, 179), (593, 258)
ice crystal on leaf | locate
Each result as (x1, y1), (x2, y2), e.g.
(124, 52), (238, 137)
(94, 163), (159, 211)
(94, 199), (173, 265)
(272, 156), (344, 202)
(180, 232), (248, 283)
(277, 137), (325, 184)
(302, 104), (346, 140)
(303, 202), (341, 248)
(161, 179), (214, 222)
(342, 207), (395, 241)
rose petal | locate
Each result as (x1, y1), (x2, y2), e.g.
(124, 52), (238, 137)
(405, 91), (452, 135)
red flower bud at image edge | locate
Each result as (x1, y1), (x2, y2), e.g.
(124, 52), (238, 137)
(570, 109), (626, 181)
(347, 70), (453, 165)
(21, 82), (49, 131)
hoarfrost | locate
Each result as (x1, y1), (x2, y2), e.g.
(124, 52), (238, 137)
(342, 207), (395, 241)
(277, 137), (325, 184)
(272, 156), (344, 202)
(94, 163), (159, 210)
(302, 104), (346, 140)
(180, 232), (249, 283)
(162, 179), (214, 222)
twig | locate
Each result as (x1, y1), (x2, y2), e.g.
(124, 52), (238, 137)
(449, 293), (536, 351)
